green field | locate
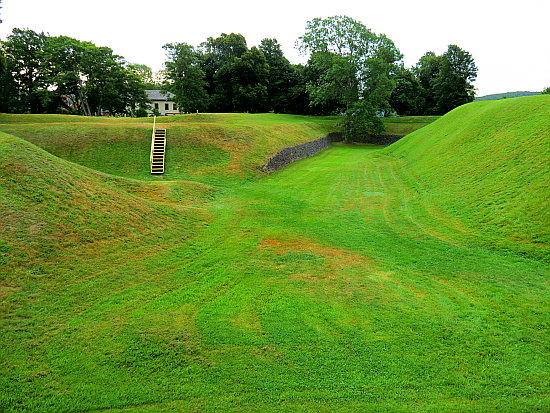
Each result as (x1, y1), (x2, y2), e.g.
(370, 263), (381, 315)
(0, 98), (549, 412)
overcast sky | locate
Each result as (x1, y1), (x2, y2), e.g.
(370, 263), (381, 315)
(1, 0), (549, 96)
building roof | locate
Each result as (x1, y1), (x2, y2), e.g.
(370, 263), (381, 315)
(145, 89), (175, 101)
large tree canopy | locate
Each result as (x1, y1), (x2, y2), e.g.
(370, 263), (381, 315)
(389, 65), (425, 116)
(432, 45), (477, 113)
(181, 33), (273, 113)
(1, 28), (148, 115)
(298, 16), (402, 139)
(2, 29), (49, 113)
(259, 38), (304, 113)
(391, 45), (478, 116)
(163, 42), (209, 113)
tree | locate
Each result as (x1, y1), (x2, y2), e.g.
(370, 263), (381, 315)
(389, 66), (425, 116)
(2, 28), (50, 113)
(128, 64), (159, 89)
(306, 51), (358, 112)
(339, 100), (384, 138)
(359, 34), (402, 115)
(298, 16), (402, 140)
(44, 35), (147, 116)
(432, 45), (477, 113)
(199, 33), (248, 109)
(195, 34), (272, 112)
(259, 38), (296, 113)
(413, 51), (443, 114)
(230, 47), (269, 112)
(100, 62), (149, 116)
(284, 64), (312, 115)
(211, 46), (269, 112)
(200, 33), (248, 70)
(159, 33), (311, 114)
(163, 43), (209, 113)
(1, 29), (148, 115)
(541, 86), (550, 94)
(412, 46), (477, 115)
(0, 46), (20, 112)
(81, 46), (148, 116)
(44, 35), (94, 115)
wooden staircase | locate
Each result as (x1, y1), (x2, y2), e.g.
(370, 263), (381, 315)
(150, 123), (167, 175)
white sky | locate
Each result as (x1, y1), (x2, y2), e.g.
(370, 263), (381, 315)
(1, 0), (549, 96)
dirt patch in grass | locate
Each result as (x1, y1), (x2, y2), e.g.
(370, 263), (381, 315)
(258, 237), (371, 271)
(0, 284), (21, 300)
(290, 272), (333, 282)
(121, 179), (214, 207)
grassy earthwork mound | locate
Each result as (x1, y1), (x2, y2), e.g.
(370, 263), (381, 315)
(0, 99), (548, 412)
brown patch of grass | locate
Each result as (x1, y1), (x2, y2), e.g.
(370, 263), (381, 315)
(230, 310), (263, 332)
(208, 138), (250, 176)
(121, 179), (213, 209)
(258, 237), (372, 272)
(290, 273), (334, 282)
(0, 284), (21, 300)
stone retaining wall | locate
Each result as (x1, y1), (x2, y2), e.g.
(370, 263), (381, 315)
(261, 135), (335, 172)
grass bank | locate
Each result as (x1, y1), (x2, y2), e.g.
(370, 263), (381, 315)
(387, 95), (550, 260)
(0, 104), (547, 411)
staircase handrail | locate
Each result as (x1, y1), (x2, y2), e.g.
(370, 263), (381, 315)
(150, 116), (156, 163)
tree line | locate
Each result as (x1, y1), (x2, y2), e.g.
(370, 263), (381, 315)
(0, 29), (149, 116)
(1, 16), (479, 133)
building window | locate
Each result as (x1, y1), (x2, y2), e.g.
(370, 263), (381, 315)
(165, 103), (169, 110)
(154, 103), (159, 109)
(173, 104), (178, 111)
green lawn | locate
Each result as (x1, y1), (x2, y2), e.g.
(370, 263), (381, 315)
(0, 101), (548, 412)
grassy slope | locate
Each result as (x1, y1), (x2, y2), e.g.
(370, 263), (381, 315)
(0, 108), (548, 412)
(0, 113), (337, 185)
(0, 129), (211, 281)
(386, 95), (550, 260)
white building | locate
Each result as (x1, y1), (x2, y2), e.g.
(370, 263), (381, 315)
(145, 90), (182, 116)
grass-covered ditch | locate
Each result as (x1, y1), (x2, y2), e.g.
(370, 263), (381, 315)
(0, 98), (548, 412)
